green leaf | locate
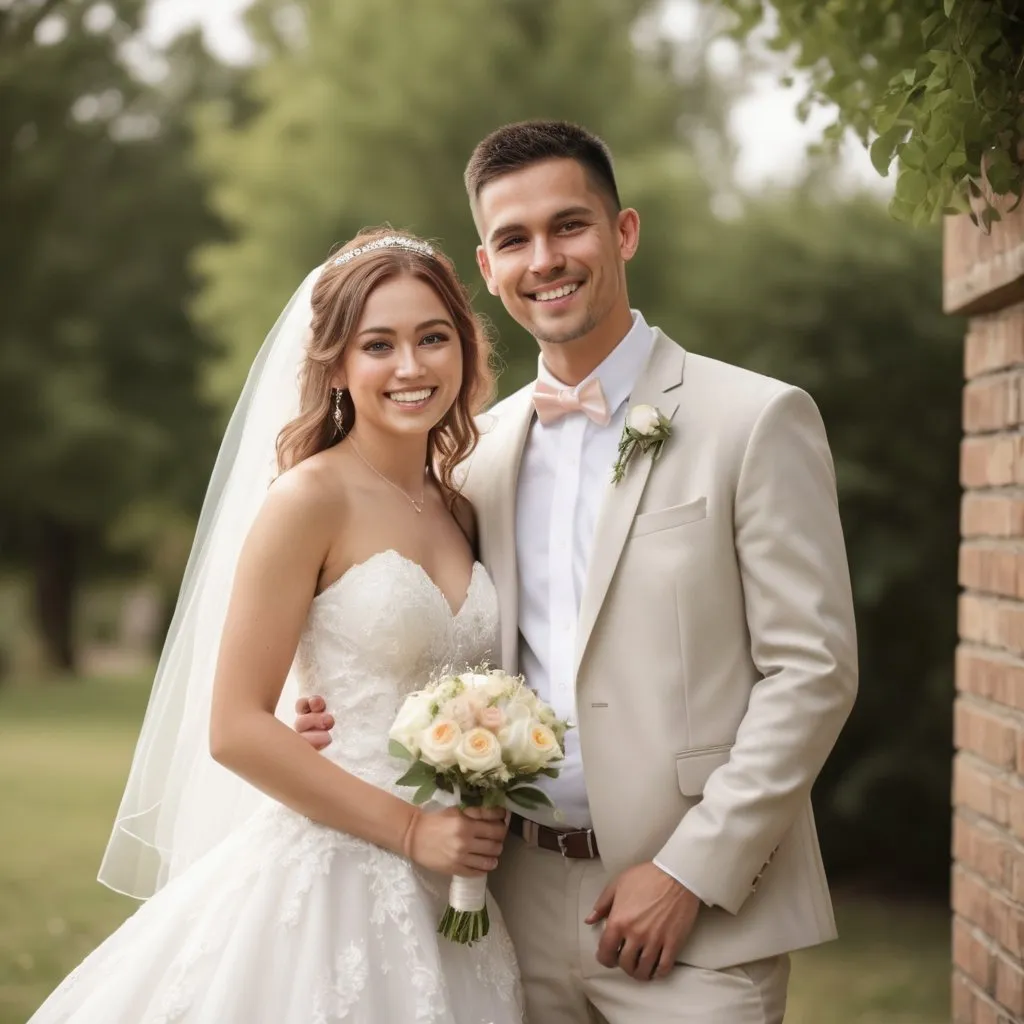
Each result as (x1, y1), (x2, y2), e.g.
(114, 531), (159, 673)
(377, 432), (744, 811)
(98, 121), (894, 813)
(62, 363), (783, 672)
(412, 781), (437, 805)
(395, 760), (438, 788)
(895, 168), (929, 205)
(870, 133), (898, 176)
(943, 0), (956, 16)
(389, 739), (414, 760)
(506, 785), (555, 810)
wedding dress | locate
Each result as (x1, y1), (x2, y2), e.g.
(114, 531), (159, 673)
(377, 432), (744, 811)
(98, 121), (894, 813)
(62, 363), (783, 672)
(28, 549), (522, 1024)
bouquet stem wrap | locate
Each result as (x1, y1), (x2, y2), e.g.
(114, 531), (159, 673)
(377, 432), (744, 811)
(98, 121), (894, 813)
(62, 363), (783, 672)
(438, 875), (490, 943)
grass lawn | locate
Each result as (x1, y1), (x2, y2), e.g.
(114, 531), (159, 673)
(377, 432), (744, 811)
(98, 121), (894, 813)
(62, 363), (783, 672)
(0, 675), (950, 1023)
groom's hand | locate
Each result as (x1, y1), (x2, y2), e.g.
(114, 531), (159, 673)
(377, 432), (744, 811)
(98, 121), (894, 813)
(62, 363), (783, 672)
(294, 696), (334, 750)
(586, 862), (700, 981)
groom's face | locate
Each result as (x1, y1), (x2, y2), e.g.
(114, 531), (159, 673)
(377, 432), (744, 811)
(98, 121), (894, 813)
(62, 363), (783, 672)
(473, 158), (639, 347)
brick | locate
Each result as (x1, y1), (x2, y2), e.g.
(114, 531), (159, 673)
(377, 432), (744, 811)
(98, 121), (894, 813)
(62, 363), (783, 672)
(953, 755), (1012, 827)
(1013, 858), (1024, 903)
(953, 970), (976, 1023)
(945, 201), (1024, 315)
(955, 866), (1024, 960)
(973, 996), (1001, 1024)
(964, 307), (1024, 376)
(955, 701), (1020, 770)
(964, 374), (1023, 432)
(953, 815), (1015, 891)
(954, 917), (996, 991)
(962, 493), (1024, 538)
(957, 647), (1024, 711)
(1011, 784), (1024, 843)
(958, 595), (1024, 655)
(996, 951), (1024, 1014)
(959, 543), (1023, 597)
(961, 436), (1019, 487)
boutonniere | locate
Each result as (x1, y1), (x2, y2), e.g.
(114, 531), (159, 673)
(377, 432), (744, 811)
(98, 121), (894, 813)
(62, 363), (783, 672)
(612, 404), (673, 484)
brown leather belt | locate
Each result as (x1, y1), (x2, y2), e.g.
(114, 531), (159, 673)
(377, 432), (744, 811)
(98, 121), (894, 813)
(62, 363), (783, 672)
(509, 812), (600, 859)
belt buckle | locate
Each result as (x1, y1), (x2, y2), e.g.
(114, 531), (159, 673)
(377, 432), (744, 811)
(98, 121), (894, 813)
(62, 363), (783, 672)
(556, 829), (596, 859)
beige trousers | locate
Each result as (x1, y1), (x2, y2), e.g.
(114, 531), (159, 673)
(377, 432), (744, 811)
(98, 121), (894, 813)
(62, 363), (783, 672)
(489, 835), (789, 1024)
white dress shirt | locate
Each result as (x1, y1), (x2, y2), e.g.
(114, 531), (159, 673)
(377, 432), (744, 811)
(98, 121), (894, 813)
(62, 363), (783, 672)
(515, 311), (654, 829)
(513, 312), (709, 902)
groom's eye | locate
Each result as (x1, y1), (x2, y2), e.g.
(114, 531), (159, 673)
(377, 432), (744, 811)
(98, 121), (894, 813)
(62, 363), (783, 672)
(497, 235), (525, 250)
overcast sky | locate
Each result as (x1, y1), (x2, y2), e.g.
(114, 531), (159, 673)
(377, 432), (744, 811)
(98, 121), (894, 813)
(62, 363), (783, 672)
(142, 0), (887, 195)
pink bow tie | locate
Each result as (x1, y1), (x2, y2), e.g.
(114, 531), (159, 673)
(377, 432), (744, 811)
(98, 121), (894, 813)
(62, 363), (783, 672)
(532, 378), (611, 427)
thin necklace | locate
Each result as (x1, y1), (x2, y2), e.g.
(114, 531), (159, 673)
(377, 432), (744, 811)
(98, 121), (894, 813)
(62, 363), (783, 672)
(349, 439), (426, 513)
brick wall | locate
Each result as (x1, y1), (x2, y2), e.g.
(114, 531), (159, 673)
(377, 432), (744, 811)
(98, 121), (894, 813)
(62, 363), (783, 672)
(947, 203), (1024, 1024)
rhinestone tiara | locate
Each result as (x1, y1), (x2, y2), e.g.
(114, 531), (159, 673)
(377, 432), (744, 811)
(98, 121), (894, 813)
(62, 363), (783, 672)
(332, 235), (435, 267)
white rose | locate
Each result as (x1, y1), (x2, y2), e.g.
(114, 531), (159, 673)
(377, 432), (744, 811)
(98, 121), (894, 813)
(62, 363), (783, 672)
(503, 699), (533, 724)
(626, 404), (661, 436)
(388, 692), (434, 757)
(499, 718), (562, 770)
(418, 718), (462, 769)
(455, 727), (504, 774)
(444, 692), (484, 731)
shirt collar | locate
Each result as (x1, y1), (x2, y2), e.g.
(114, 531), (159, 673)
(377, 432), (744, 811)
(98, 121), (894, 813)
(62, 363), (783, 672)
(535, 310), (655, 418)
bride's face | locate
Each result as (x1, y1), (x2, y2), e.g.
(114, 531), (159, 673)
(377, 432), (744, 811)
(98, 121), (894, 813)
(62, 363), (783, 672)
(335, 273), (464, 439)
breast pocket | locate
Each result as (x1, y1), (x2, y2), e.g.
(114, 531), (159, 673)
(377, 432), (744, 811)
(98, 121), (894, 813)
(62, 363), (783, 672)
(630, 497), (707, 539)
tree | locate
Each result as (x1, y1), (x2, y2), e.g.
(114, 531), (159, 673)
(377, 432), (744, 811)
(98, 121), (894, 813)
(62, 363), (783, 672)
(192, 0), (736, 400)
(0, 3), (225, 671)
(716, 0), (1024, 227)
(693, 192), (963, 891)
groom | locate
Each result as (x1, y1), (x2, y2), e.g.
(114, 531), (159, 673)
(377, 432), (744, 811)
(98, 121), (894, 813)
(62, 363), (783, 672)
(297, 120), (857, 1023)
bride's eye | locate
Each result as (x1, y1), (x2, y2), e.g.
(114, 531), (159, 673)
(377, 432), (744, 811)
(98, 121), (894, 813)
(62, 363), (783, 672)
(420, 333), (448, 346)
(363, 340), (392, 353)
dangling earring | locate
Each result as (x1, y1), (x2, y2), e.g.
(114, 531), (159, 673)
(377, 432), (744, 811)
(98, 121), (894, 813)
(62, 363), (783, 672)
(331, 387), (347, 436)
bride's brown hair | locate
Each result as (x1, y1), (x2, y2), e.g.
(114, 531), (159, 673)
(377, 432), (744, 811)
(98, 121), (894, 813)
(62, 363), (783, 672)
(275, 229), (494, 501)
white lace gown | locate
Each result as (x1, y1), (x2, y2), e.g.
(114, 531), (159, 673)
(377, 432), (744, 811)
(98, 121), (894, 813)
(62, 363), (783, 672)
(29, 550), (523, 1024)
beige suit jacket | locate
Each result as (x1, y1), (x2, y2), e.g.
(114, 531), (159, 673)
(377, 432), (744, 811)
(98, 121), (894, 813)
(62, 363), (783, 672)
(459, 329), (858, 970)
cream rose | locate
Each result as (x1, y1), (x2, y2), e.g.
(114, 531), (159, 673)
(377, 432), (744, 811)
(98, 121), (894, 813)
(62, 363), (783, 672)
(419, 718), (462, 769)
(626, 403), (661, 436)
(388, 692), (434, 757)
(455, 727), (504, 774)
(499, 718), (561, 770)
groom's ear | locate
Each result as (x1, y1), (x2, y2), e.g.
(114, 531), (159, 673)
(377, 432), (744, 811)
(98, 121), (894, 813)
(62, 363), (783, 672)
(476, 245), (499, 297)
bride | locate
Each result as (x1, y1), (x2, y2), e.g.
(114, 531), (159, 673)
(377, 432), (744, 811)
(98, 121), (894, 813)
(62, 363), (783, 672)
(28, 230), (523, 1023)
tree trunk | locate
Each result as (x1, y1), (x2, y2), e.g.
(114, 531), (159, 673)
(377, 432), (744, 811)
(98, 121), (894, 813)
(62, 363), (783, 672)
(33, 518), (78, 674)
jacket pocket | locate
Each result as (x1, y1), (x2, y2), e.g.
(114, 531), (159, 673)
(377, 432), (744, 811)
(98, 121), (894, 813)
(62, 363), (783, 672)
(675, 743), (732, 796)
(631, 497), (707, 539)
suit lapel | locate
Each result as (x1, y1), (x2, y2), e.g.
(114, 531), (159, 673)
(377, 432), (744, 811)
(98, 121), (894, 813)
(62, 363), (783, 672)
(575, 332), (686, 673)
(477, 390), (534, 673)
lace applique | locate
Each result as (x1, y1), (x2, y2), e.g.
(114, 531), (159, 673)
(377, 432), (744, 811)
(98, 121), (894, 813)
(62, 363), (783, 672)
(311, 941), (368, 1023)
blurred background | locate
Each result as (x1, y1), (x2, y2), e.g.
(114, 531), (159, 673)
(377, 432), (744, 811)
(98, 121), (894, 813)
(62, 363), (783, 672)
(1, 1), (960, 1020)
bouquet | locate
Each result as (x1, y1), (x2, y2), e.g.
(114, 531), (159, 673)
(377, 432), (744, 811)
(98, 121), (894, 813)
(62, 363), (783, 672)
(388, 667), (570, 944)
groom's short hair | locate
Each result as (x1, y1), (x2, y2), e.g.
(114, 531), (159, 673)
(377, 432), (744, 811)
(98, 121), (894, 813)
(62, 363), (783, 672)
(464, 120), (621, 214)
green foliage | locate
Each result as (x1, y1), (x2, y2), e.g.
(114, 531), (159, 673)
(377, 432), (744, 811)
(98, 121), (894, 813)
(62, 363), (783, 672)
(0, 3), (229, 665)
(695, 192), (961, 890)
(193, 0), (732, 401)
(718, 0), (1024, 227)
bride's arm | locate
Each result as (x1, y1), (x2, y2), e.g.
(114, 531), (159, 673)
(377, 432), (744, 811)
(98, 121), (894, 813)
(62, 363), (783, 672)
(208, 472), (505, 875)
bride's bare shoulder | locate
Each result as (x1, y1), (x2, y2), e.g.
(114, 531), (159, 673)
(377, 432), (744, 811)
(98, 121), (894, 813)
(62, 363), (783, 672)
(263, 448), (354, 529)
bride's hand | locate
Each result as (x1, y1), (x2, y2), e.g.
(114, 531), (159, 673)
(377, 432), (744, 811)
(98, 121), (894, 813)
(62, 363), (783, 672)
(404, 805), (508, 877)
